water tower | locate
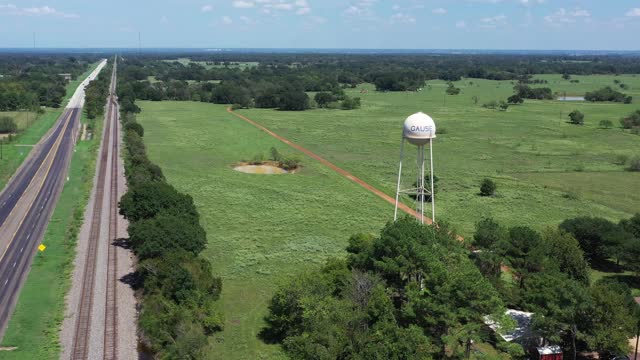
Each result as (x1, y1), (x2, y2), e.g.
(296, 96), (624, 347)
(394, 112), (436, 224)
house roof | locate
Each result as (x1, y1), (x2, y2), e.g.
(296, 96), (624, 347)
(537, 345), (563, 355)
(484, 309), (534, 342)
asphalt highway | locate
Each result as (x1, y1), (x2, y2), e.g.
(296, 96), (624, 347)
(0, 107), (81, 340)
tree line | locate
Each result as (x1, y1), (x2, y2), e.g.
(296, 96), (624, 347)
(117, 62), (223, 358)
(0, 55), (95, 110)
(262, 213), (640, 359)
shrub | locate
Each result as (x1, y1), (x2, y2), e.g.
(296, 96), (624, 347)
(620, 110), (640, 129)
(613, 154), (629, 166)
(480, 178), (496, 196)
(507, 94), (524, 104)
(585, 86), (629, 103)
(629, 157), (640, 172)
(125, 121), (144, 137)
(340, 96), (361, 110)
(599, 120), (613, 129)
(0, 116), (17, 133)
(446, 82), (461, 95)
(568, 110), (584, 125)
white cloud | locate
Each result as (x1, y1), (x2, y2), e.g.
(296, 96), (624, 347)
(0, 4), (79, 18)
(160, 15), (168, 23)
(201, 4), (214, 12)
(626, 8), (640, 17)
(544, 8), (590, 25)
(344, 0), (377, 17)
(222, 15), (233, 24)
(570, 9), (590, 17)
(481, 14), (506, 23)
(432, 8), (447, 15)
(391, 12), (415, 24)
(232, 1), (254, 9)
(296, 7), (311, 15)
(456, 20), (467, 28)
(520, 0), (544, 5)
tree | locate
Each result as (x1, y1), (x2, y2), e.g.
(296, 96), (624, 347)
(498, 101), (509, 111)
(119, 181), (199, 223)
(0, 116), (17, 134)
(504, 226), (542, 287)
(539, 228), (590, 284)
(125, 121), (144, 137)
(562, 73), (572, 80)
(619, 213), (640, 238)
(314, 92), (335, 108)
(620, 110), (640, 129)
(629, 157), (640, 172)
(582, 282), (636, 357)
(340, 96), (361, 110)
(446, 82), (461, 95)
(523, 271), (589, 360)
(473, 217), (508, 249)
(559, 217), (623, 262)
(128, 213), (207, 260)
(598, 119), (613, 129)
(568, 110), (584, 125)
(480, 178), (496, 196)
(278, 89), (309, 111)
(507, 94), (524, 104)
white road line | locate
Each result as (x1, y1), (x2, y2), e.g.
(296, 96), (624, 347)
(3, 279), (7, 286)
(12, 262), (16, 268)
(20, 247), (24, 253)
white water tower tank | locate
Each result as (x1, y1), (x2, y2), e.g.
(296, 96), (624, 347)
(403, 112), (436, 145)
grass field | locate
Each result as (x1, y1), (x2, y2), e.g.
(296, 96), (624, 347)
(162, 58), (259, 69)
(137, 74), (639, 359)
(137, 101), (393, 359)
(238, 77), (640, 236)
(0, 113), (102, 358)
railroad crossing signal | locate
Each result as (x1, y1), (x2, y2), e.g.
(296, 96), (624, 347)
(38, 244), (46, 252)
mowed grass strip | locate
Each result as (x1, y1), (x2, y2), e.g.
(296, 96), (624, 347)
(0, 113), (102, 359)
(137, 101), (393, 359)
(238, 77), (639, 236)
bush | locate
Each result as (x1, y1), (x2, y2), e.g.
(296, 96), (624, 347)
(599, 119), (613, 129)
(125, 121), (144, 137)
(507, 94), (524, 104)
(340, 96), (361, 110)
(0, 116), (17, 133)
(480, 178), (496, 196)
(620, 110), (640, 129)
(613, 154), (629, 166)
(629, 157), (640, 172)
(585, 86), (630, 103)
(446, 82), (461, 95)
(568, 110), (584, 125)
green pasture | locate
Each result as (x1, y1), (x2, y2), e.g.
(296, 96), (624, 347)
(137, 73), (639, 359)
(137, 101), (392, 359)
(162, 57), (259, 69)
(238, 77), (639, 236)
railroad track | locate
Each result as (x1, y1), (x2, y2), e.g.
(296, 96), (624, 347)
(103, 58), (119, 360)
(71, 56), (119, 360)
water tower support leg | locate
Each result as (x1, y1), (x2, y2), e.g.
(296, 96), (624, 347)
(420, 145), (425, 224)
(429, 137), (435, 224)
(394, 138), (405, 221)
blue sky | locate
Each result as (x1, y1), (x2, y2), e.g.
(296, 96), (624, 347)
(1, 0), (640, 49)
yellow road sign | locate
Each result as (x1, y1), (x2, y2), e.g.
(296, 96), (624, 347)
(38, 244), (46, 252)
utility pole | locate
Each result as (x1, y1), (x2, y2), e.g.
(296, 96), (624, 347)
(635, 319), (639, 360)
